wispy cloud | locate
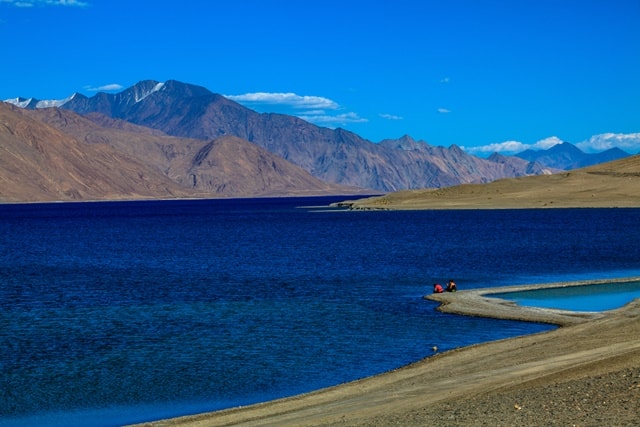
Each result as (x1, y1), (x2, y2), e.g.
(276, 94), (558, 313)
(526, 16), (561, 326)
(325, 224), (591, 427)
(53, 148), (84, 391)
(576, 132), (640, 153)
(379, 113), (403, 121)
(0, 0), (89, 6)
(298, 112), (368, 126)
(437, 108), (451, 114)
(0, 0), (33, 6)
(3, 0), (89, 6)
(466, 136), (564, 155)
(225, 92), (339, 110)
(466, 133), (640, 156)
(440, 77), (450, 84)
(226, 91), (367, 128)
(84, 83), (123, 92)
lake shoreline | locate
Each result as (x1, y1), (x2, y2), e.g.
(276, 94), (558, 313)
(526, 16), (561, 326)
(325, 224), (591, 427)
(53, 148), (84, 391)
(427, 276), (640, 325)
(131, 276), (640, 426)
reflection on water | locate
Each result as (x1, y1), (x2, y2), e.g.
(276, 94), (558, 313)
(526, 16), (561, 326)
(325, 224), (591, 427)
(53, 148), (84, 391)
(493, 280), (640, 312)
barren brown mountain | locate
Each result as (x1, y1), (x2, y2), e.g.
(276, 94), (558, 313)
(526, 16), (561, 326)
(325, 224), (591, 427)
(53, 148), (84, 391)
(0, 103), (193, 202)
(0, 103), (367, 202)
(31, 107), (367, 197)
(338, 154), (640, 210)
(54, 80), (555, 191)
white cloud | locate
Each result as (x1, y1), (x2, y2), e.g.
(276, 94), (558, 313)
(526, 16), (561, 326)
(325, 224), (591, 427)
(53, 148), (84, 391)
(468, 140), (529, 154)
(379, 113), (403, 120)
(0, 0), (31, 6)
(440, 77), (450, 84)
(225, 92), (339, 110)
(466, 136), (564, 155)
(84, 83), (123, 92)
(576, 132), (640, 153)
(1, 0), (89, 6)
(297, 111), (368, 127)
(466, 133), (640, 156)
(226, 91), (367, 129)
(437, 108), (451, 114)
(534, 136), (564, 150)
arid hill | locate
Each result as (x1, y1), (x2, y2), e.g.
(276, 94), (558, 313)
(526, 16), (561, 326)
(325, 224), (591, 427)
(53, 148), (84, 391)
(21, 79), (553, 192)
(337, 154), (640, 210)
(30, 107), (366, 197)
(0, 103), (195, 202)
(0, 103), (367, 203)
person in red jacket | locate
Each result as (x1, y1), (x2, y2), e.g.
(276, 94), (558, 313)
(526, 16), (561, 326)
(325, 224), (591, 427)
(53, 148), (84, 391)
(433, 283), (444, 293)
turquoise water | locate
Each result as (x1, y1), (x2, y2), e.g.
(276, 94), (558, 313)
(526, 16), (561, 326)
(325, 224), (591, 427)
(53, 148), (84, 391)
(493, 280), (640, 311)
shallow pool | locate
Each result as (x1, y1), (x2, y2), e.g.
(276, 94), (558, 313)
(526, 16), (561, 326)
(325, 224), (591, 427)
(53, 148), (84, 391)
(492, 280), (640, 312)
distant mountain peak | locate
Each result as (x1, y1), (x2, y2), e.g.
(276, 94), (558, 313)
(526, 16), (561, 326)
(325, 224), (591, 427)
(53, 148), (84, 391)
(4, 93), (80, 110)
(130, 81), (165, 103)
(379, 135), (431, 151)
(157, 79), (214, 98)
(548, 141), (582, 154)
(35, 93), (79, 109)
(4, 97), (37, 109)
(3, 79), (217, 113)
(6, 79), (615, 194)
(487, 152), (508, 162)
(515, 140), (630, 170)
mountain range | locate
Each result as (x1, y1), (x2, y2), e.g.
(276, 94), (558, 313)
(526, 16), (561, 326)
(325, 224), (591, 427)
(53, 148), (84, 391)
(2, 79), (629, 203)
(0, 103), (361, 202)
(514, 142), (629, 170)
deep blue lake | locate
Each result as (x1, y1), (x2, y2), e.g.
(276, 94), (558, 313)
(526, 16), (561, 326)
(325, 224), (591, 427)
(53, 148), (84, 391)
(1, 197), (639, 426)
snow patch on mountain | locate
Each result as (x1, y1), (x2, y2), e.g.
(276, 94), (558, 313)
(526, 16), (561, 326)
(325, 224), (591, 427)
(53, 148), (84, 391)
(4, 97), (35, 108)
(4, 93), (78, 109)
(135, 82), (165, 103)
(35, 93), (78, 108)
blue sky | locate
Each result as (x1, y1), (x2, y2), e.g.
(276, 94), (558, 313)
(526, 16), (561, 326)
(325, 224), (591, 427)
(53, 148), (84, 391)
(1, 0), (639, 155)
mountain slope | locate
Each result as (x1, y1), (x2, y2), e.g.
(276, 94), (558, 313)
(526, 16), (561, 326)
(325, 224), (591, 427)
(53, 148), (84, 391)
(170, 135), (362, 196)
(0, 103), (194, 202)
(49, 80), (555, 192)
(486, 152), (560, 175)
(339, 154), (640, 210)
(13, 106), (364, 200)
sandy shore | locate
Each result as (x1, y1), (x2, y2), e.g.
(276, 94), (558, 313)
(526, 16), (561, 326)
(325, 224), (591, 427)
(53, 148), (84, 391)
(131, 277), (640, 427)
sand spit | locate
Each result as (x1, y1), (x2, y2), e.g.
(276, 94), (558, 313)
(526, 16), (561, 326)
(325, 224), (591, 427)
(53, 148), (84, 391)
(131, 277), (640, 427)
(427, 277), (640, 326)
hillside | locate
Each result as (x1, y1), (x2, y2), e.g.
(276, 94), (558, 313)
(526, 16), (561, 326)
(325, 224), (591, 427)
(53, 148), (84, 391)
(9, 79), (553, 192)
(0, 103), (194, 203)
(0, 103), (367, 203)
(338, 155), (640, 210)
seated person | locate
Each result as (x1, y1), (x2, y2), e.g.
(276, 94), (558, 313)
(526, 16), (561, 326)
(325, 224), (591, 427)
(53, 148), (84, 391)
(446, 280), (457, 292)
(433, 283), (444, 293)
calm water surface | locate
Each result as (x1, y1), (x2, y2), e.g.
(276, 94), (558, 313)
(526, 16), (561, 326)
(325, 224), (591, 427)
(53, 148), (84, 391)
(1, 198), (639, 426)
(494, 280), (640, 311)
